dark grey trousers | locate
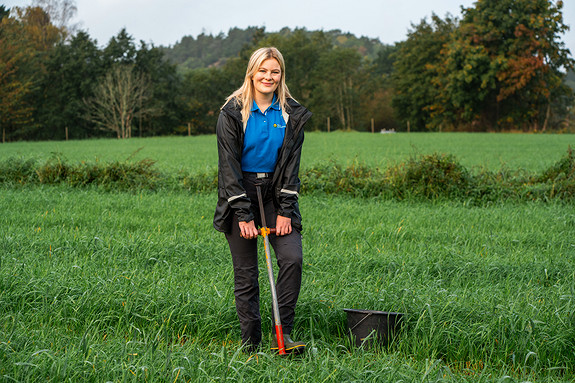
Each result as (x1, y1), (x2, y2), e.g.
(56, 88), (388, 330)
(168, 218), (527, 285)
(225, 173), (303, 346)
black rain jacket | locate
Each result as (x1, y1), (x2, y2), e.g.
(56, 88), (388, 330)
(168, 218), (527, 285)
(213, 98), (312, 233)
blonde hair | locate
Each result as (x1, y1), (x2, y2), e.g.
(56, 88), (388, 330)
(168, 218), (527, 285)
(224, 47), (292, 123)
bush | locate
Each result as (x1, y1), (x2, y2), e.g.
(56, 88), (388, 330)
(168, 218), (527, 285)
(533, 146), (575, 200)
(177, 169), (218, 192)
(386, 153), (474, 200)
(35, 154), (72, 184)
(0, 157), (38, 185)
(301, 161), (389, 197)
(1, 149), (574, 202)
(1, 155), (163, 190)
(538, 146), (574, 183)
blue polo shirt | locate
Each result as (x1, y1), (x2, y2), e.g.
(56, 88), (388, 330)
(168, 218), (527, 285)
(241, 96), (286, 173)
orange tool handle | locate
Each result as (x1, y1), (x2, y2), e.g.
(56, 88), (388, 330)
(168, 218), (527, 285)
(258, 228), (276, 236)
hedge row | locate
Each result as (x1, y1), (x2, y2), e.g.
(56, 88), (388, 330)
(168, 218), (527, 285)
(1, 148), (573, 203)
(301, 148), (575, 203)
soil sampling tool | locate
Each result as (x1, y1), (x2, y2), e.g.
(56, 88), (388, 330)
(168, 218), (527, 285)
(255, 184), (286, 356)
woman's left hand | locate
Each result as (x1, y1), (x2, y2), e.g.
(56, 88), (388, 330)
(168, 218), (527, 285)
(275, 215), (292, 236)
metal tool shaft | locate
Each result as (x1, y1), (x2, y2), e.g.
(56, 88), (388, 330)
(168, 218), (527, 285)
(256, 184), (286, 355)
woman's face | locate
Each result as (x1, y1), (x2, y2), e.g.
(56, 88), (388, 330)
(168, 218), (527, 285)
(252, 58), (281, 99)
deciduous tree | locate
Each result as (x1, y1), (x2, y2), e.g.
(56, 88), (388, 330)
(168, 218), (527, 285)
(32, 0), (79, 37)
(392, 15), (457, 131)
(0, 15), (34, 142)
(440, 0), (574, 130)
(0, 6), (64, 141)
(314, 48), (362, 131)
(84, 64), (151, 139)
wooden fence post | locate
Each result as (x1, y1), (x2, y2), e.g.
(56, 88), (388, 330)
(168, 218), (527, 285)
(371, 118), (374, 133)
(188, 122), (191, 136)
(65, 127), (69, 141)
(327, 117), (331, 133)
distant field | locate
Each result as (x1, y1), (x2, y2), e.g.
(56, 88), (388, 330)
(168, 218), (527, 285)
(1, 132), (574, 173)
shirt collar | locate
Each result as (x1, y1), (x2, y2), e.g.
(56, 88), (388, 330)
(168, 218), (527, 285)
(270, 94), (280, 110)
(251, 94), (280, 112)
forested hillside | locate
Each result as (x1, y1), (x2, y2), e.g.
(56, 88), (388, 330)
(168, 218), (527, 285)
(162, 27), (386, 70)
(161, 27), (259, 70)
(1, 0), (574, 142)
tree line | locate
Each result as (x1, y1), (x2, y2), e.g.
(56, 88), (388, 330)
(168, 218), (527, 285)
(1, 0), (574, 142)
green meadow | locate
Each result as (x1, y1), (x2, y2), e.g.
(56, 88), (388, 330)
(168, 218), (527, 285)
(1, 132), (574, 382)
(2, 132), (574, 172)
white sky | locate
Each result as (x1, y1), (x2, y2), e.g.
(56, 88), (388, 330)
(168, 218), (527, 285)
(4, 0), (575, 54)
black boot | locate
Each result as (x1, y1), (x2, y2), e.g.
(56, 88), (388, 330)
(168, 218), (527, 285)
(270, 334), (306, 354)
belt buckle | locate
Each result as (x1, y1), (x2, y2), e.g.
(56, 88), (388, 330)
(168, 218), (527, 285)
(256, 172), (268, 179)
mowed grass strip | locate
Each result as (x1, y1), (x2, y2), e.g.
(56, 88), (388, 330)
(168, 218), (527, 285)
(1, 186), (574, 381)
(2, 132), (574, 172)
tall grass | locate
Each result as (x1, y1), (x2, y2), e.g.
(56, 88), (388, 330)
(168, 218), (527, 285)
(1, 186), (574, 381)
(2, 133), (574, 381)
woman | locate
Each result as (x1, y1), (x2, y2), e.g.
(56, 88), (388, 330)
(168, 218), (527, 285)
(213, 47), (312, 353)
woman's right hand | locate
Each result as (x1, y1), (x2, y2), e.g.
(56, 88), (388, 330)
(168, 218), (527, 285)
(239, 220), (259, 239)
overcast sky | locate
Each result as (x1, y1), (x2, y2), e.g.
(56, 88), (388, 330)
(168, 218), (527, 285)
(4, 0), (575, 54)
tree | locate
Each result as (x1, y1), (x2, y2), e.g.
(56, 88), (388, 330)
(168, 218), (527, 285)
(392, 15), (457, 131)
(103, 28), (138, 65)
(98, 29), (185, 137)
(0, 6), (9, 20)
(134, 41), (184, 136)
(12, 5), (64, 51)
(34, 30), (104, 139)
(440, 0), (574, 130)
(309, 48), (362, 131)
(0, 14), (34, 142)
(32, 0), (78, 37)
(0, 5), (64, 141)
(84, 64), (151, 139)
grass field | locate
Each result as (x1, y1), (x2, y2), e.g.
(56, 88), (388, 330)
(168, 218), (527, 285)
(1, 133), (575, 382)
(2, 132), (574, 173)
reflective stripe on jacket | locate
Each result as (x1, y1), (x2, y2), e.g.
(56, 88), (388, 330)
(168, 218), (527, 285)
(213, 98), (312, 233)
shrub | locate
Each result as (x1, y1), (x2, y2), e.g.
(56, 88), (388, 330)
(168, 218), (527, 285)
(177, 169), (218, 192)
(538, 146), (574, 183)
(94, 159), (162, 190)
(0, 157), (38, 185)
(35, 154), (72, 184)
(1, 154), (163, 190)
(1, 149), (574, 202)
(386, 153), (474, 200)
(534, 146), (575, 200)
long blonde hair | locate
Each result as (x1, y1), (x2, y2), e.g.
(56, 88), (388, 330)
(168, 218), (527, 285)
(224, 47), (292, 123)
